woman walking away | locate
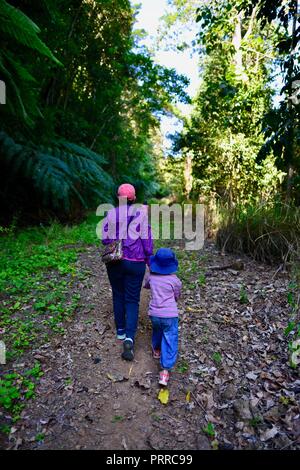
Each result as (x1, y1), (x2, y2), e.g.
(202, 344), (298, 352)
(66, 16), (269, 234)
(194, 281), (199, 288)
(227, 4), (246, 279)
(144, 248), (182, 386)
(102, 184), (153, 361)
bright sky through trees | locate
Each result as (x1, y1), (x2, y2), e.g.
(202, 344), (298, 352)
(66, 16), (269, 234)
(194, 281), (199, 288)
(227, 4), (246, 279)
(132, 0), (201, 151)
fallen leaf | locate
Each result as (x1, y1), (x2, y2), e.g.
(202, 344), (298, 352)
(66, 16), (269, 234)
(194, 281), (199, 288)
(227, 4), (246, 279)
(14, 438), (22, 450)
(158, 388), (169, 405)
(121, 436), (128, 450)
(246, 372), (258, 381)
(107, 372), (128, 383)
(291, 351), (300, 367)
(134, 378), (151, 390)
(260, 426), (279, 441)
(186, 391), (191, 403)
(211, 439), (219, 450)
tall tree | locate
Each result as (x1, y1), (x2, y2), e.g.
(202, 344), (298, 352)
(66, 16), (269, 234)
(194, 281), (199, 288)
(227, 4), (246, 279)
(172, 0), (283, 205)
(240, 0), (300, 201)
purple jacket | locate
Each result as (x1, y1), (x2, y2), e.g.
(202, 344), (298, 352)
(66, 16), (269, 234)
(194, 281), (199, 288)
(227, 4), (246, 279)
(102, 204), (153, 264)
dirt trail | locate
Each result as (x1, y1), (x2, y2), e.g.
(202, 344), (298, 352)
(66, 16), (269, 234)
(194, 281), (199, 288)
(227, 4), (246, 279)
(6, 247), (199, 450)
(3, 241), (300, 450)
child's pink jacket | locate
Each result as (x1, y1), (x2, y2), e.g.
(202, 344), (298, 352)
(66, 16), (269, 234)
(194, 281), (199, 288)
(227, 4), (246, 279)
(144, 273), (182, 318)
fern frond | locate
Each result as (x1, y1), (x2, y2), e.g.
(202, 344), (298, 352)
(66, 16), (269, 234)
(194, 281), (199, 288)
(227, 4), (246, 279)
(57, 148), (113, 187)
(59, 141), (107, 165)
(0, 0), (62, 66)
(0, 132), (114, 211)
(0, 55), (32, 124)
(2, 50), (36, 82)
(0, 0), (40, 33)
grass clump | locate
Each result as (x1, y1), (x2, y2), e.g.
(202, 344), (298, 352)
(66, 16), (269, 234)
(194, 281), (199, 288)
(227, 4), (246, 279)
(216, 201), (300, 265)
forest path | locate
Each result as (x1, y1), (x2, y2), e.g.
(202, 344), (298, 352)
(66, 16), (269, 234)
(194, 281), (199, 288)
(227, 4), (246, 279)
(4, 240), (300, 450)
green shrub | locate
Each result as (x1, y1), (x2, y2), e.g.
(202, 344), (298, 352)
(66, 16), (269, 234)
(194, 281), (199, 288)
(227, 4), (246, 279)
(0, 363), (43, 420)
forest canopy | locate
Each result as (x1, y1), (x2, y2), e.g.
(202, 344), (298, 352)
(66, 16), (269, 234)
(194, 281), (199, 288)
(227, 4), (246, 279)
(0, 0), (189, 224)
(162, 0), (300, 208)
(0, 0), (300, 227)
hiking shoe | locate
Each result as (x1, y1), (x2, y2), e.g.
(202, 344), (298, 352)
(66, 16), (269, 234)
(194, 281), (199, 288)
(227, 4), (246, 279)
(122, 339), (134, 361)
(152, 348), (161, 359)
(117, 333), (126, 340)
(116, 329), (126, 340)
(159, 369), (170, 386)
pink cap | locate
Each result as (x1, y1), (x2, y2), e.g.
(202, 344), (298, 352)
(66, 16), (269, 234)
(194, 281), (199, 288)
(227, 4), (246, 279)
(117, 183), (136, 201)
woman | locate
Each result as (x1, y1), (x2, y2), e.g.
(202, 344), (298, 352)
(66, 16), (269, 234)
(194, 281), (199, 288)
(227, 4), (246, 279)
(102, 183), (153, 361)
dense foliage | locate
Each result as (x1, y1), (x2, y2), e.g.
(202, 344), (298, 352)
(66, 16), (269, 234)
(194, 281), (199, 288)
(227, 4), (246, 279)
(240, 0), (300, 202)
(158, 0), (298, 209)
(166, 0), (280, 205)
(0, 0), (189, 223)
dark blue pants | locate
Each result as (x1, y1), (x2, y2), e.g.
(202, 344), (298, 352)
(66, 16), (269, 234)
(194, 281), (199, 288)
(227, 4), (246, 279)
(106, 260), (146, 341)
(151, 316), (178, 370)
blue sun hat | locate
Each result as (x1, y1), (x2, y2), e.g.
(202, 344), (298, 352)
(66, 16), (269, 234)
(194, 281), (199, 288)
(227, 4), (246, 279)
(150, 248), (178, 275)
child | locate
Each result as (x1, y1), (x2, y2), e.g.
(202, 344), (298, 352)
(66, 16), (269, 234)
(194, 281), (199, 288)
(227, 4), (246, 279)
(144, 248), (182, 386)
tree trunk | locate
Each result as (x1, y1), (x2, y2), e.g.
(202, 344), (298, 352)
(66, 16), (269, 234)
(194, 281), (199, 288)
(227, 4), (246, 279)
(286, 163), (294, 201)
(285, 0), (298, 201)
(243, 5), (258, 40)
(184, 153), (193, 200)
(232, 12), (244, 77)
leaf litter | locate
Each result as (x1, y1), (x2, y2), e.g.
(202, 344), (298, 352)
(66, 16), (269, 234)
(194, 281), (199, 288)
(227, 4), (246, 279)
(1, 240), (300, 450)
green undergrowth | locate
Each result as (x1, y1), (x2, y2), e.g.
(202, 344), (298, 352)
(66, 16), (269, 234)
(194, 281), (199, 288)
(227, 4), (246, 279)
(0, 214), (100, 434)
(0, 362), (43, 428)
(0, 213), (99, 359)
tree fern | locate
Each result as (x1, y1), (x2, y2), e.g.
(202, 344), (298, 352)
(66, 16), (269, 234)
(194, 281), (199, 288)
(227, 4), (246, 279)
(0, 0), (62, 65)
(60, 141), (107, 165)
(0, 0), (62, 123)
(0, 131), (114, 211)
(2, 50), (36, 83)
(0, 55), (30, 123)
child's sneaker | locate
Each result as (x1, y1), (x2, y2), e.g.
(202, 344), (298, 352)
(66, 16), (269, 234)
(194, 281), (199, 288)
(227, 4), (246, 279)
(159, 369), (170, 386)
(152, 348), (161, 359)
(122, 338), (134, 361)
